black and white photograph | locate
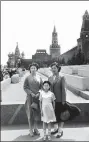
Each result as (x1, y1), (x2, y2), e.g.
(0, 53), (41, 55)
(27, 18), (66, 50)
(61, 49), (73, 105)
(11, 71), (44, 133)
(1, 1), (89, 141)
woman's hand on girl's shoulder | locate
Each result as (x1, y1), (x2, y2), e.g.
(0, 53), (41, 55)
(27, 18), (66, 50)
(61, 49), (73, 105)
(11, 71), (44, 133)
(31, 92), (35, 97)
(35, 92), (40, 98)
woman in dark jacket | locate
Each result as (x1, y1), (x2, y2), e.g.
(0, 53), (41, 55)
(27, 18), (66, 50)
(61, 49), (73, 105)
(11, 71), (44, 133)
(23, 63), (42, 137)
(48, 62), (66, 138)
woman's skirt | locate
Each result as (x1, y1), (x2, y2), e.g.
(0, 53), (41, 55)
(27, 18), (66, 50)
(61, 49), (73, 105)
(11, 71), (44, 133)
(25, 95), (41, 122)
(55, 102), (66, 123)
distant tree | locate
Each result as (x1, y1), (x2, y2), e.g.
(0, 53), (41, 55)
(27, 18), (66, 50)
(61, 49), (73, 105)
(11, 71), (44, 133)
(61, 58), (65, 65)
(67, 49), (85, 65)
(67, 58), (72, 65)
(71, 53), (76, 65)
(75, 48), (85, 65)
(58, 58), (62, 65)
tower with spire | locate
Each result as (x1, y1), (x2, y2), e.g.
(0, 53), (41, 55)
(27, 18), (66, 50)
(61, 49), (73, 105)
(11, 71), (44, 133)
(7, 42), (25, 68)
(77, 10), (89, 59)
(50, 26), (60, 59)
(15, 42), (20, 58)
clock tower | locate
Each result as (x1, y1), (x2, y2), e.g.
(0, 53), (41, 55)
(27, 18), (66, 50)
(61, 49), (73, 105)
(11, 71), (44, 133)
(77, 10), (89, 59)
(50, 26), (61, 59)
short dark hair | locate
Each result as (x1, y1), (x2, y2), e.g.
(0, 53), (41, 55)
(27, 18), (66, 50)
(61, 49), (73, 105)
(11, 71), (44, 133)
(50, 62), (61, 72)
(43, 81), (51, 86)
(28, 62), (39, 70)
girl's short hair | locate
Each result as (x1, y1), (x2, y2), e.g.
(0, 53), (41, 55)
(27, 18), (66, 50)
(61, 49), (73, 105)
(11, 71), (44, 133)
(28, 62), (39, 70)
(50, 62), (61, 72)
(43, 81), (51, 86)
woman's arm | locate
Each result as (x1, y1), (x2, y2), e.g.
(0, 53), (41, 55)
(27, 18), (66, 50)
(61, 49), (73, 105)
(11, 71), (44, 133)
(52, 100), (55, 110)
(39, 100), (42, 111)
(39, 93), (43, 116)
(40, 77), (43, 90)
(23, 77), (35, 97)
(40, 100), (43, 116)
(52, 93), (56, 110)
(61, 76), (66, 103)
(48, 77), (53, 92)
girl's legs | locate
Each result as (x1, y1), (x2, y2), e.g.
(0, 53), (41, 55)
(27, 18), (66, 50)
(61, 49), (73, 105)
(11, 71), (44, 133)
(48, 122), (51, 136)
(54, 123), (58, 131)
(43, 122), (46, 136)
(48, 122), (51, 140)
(43, 122), (46, 141)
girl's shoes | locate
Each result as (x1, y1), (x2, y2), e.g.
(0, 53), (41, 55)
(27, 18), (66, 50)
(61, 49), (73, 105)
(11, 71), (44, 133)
(47, 135), (51, 141)
(29, 131), (34, 137)
(43, 135), (47, 141)
(51, 129), (58, 135)
(34, 129), (40, 135)
(56, 131), (63, 138)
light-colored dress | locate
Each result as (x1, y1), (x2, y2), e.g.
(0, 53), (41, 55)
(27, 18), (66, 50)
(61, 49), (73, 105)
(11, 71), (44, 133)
(39, 90), (56, 123)
(23, 73), (43, 129)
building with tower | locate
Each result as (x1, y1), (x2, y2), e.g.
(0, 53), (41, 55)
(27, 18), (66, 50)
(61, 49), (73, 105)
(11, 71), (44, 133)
(14, 42), (21, 65)
(59, 10), (89, 63)
(77, 10), (89, 59)
(32, 49), (51, 62)
(31, 26), (60, 63)
(7, 42), (25, 68)
(7, 10), (89, 68)
(50, 26), (61, 59)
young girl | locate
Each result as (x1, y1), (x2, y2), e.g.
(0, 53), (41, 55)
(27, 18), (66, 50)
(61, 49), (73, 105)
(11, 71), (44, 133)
(39, 81), (56, 141)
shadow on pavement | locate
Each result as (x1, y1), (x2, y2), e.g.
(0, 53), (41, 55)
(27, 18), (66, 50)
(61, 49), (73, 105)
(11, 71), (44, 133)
(12, 134), (75, 141)
(12, 134), (40, 141)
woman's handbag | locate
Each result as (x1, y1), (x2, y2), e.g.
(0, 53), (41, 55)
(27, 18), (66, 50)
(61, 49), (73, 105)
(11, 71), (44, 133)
(60, 101), (81, 121)
(31, 102), (38, 110)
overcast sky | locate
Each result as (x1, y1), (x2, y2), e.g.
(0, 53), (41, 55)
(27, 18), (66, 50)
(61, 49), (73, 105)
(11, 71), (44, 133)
(1, 1), (89, 65)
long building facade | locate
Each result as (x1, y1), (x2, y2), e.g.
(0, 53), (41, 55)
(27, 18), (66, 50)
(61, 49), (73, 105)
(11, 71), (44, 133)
(32, 49), (51, 62)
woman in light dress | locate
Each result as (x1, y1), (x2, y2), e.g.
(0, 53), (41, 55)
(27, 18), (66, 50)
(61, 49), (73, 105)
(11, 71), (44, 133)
(23, 62), (43, 137)
(39, 81), (56, 141)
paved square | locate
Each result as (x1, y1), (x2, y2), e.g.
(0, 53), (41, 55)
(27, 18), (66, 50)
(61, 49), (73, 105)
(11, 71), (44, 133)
(1, 126), (89, 141)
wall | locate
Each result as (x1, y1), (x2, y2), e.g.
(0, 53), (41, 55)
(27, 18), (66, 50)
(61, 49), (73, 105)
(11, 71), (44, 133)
(59, 46), (78, 63)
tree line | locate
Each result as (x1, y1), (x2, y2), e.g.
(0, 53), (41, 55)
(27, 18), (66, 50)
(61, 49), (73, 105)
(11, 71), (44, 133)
(60, 48), (89, 66)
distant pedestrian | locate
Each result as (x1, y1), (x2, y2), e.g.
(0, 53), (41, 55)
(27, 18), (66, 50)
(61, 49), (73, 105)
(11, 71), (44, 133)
(39, 81), (56, 141)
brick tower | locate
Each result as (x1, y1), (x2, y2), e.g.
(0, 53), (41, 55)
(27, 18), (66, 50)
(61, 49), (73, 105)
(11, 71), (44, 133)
(77, 10), (89, 60)
(50, 26), (61, 59)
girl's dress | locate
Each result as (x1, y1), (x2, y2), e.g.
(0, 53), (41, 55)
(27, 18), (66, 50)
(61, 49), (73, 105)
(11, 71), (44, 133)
(39, 90), (56, 123)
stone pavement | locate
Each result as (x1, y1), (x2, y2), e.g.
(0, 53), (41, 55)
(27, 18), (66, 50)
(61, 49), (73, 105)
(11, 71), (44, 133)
(1, 124), (89, 141)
